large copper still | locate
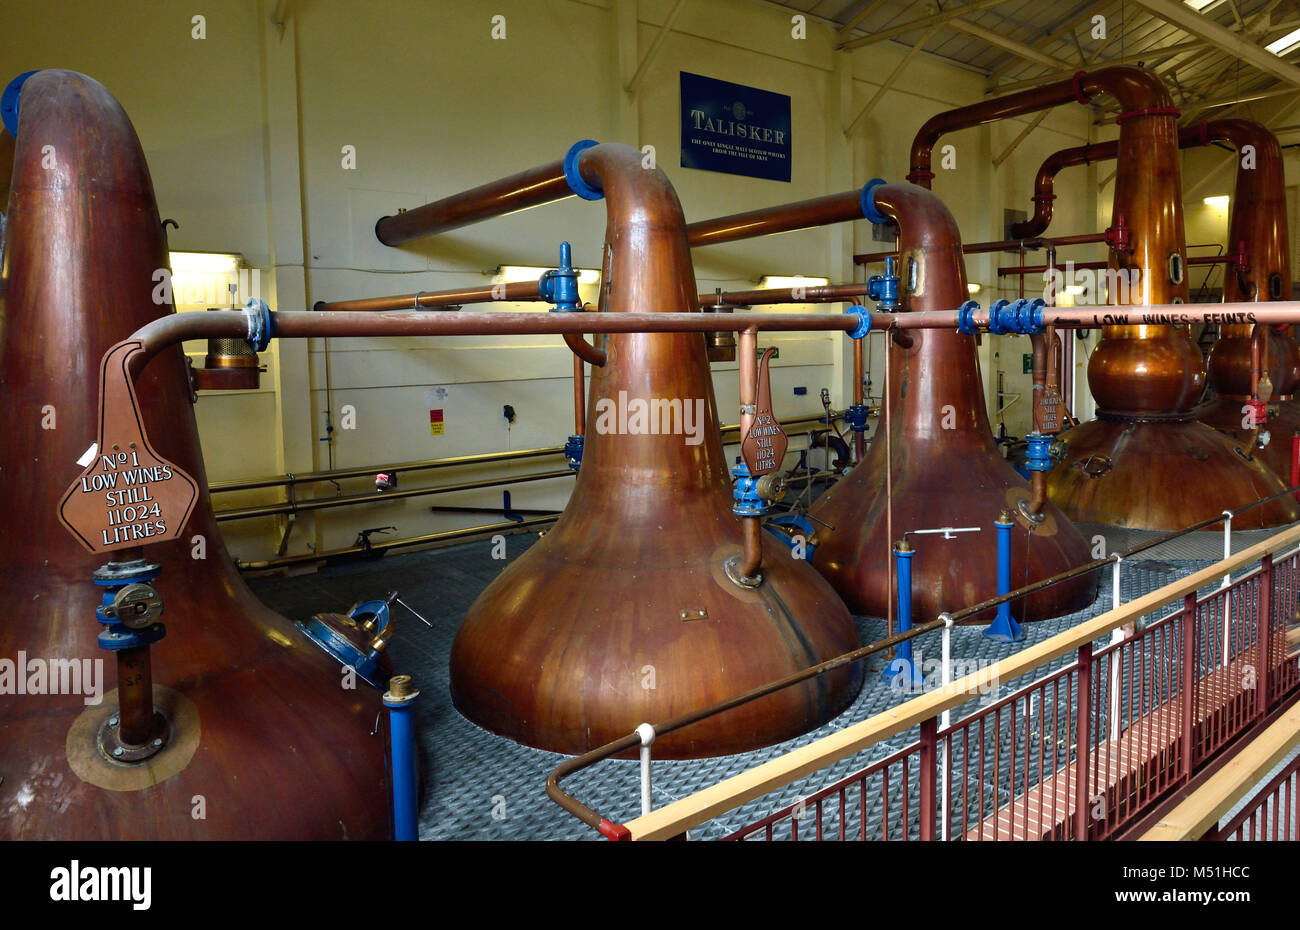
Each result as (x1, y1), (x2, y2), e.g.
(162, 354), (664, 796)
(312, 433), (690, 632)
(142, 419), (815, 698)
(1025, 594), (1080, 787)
(805, 183), (1097, 623)
(441, 144), (862, 757)
(1191, 121), (1300, 482)
(905, 65), (1295, 531)
(1012, 119), (1300, 486)
(0, 71), (390, 839)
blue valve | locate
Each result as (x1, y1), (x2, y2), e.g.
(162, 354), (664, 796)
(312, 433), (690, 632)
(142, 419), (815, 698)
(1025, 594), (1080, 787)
(540, 241), (582, 312)
(732, 460), (768, 517)
(564, 434), (584, 471)
(988, 298), (1046, 335)
(866, 255), (900, 311)
(845, 403), (870, 434)
(295, 597), (395, 690)
(93, 560), (167, 651)
(1024, 431), (1054, 472)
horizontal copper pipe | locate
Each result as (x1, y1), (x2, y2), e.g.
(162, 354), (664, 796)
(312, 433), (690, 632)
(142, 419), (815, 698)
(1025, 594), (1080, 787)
(700, 283), (869, 306)
(999, 255), (1226, 276)
(126, 302), (1300, 365)
(315, 280), (545, 312)
(854, 231), (1109, 264)
(375, 159), (574, 245)
(686, 189), (865, 247)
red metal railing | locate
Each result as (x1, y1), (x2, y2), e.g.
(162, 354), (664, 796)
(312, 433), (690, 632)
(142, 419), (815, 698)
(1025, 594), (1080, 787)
(720, 545), (1300, 842)
(1206, 750), (1300, 841)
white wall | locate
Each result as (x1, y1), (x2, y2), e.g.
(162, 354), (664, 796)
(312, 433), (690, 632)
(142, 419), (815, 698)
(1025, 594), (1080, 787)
(3, 0), (1156, 562)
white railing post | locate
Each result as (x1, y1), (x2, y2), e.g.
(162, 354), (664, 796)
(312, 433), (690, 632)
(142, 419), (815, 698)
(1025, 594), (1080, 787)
(1222, 509), (1233, 667)
(1109, 553), (1123, 741)
(636, 723), (655, 816)
(939, 612), (953, 841)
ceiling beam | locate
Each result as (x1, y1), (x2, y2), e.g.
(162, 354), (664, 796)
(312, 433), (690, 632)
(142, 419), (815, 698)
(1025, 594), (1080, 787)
(626, 0), (688, 95)
(950, 17), (1074, 71)
(986, 0), (1104, 80)
(1129, 0), (1300, 87)
(838, 0), (1008, 51)
(836, 0), (888, 43)
(992, 110), (1050, 168)
(985, 39), (1207, 95)
(844, 25), (940, 136)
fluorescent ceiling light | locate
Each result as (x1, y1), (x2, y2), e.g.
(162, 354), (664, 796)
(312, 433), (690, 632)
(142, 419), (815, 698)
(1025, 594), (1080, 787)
(170, 251), (241, 273)
(967, 282), (981, 294)
(497, 265), (600, 285)
(1203, 195), (1230, 207)
(1266, 27), (1300, 56)
(1064, 285), (1086, 295)
(759, 275), (830, 289)
(1183, 0), (1217, 10)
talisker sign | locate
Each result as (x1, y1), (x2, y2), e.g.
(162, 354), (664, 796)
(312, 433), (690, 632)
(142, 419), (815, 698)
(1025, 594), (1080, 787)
(680, 72), (791, 182)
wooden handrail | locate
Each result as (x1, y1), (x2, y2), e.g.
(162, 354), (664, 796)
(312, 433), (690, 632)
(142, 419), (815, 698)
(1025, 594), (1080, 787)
(1137, 701), (1300, 841)
(624, 522), (1300, 840)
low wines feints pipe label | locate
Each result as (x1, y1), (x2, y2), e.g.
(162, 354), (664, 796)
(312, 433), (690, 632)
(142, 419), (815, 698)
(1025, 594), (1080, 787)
(741, 347), (788, 476)
(58, 340), (199, 553)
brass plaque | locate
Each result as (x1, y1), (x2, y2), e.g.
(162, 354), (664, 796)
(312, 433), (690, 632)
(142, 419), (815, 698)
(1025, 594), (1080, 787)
(58, 340), (199, 553)
(740, 347), (788, 476)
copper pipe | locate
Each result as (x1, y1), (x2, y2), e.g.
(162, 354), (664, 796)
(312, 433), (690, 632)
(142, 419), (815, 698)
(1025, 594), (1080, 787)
(909, 67), (1174, 189)
(686, 189), (866, 247)
(999, 255), (1226, 276)
(116, 645), (157, 747)
(697, 282), (868, 307)
(572, 351), (585, 435)
(315, 280), (544, 312)
(375, 158), (575, 245)
(563, 331), (606, 366)
(0, 127), (14, 216)
(737, 515), (764, 583)
(738, 329), (757, 438)
(854, 231), (1108, 265)
(1012, 124), (1215, 239)
(126, 302), (1300, 363)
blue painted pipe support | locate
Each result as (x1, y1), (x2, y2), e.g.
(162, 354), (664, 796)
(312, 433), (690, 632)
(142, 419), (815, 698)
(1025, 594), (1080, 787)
(384, 676), (421, 842)
(984, 513), (1025, 642)
(885, 542), (925, 688)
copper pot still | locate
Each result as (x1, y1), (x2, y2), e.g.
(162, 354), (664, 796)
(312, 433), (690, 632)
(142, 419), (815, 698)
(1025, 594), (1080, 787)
(447, 144), (862, 758)
(1191, 120), (1300, 483)
(0, 71), (390, 839)
(806, 183), (1097, 624)
(924, 69), (1300, 531)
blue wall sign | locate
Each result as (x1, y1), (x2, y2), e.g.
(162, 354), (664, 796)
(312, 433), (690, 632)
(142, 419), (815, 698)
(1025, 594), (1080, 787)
(680, 72), (791, 183)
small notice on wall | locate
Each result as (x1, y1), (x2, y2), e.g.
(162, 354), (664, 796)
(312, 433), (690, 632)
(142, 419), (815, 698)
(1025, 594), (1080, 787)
(680, 72), (791, 182)
(430, 409), (445, 436)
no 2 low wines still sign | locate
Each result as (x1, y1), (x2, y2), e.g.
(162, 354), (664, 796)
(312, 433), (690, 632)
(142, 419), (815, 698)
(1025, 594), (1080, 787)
(680, 72), (791, 183)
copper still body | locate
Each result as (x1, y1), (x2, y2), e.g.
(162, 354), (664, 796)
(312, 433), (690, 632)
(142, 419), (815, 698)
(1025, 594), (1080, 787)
(447, 144), (862, 758)
(911, 67), (1295, 530)
(1191, 121), (1300, 483)
(1042, 108), (1298, 528)
(806, 183), (1096, 623)
(0, 71), (389, 839)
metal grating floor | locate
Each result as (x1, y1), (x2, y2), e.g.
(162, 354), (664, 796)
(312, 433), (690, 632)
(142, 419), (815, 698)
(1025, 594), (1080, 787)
(245, 527), (1278, 841)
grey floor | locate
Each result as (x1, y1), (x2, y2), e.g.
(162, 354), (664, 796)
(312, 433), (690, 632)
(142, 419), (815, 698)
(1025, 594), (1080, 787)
(246, 526), (1293, 841)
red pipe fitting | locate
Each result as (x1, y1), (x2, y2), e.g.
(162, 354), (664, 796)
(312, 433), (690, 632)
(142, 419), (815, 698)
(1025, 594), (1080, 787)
(1104, 214), (1131, 253)
(597, 818), (632, 840)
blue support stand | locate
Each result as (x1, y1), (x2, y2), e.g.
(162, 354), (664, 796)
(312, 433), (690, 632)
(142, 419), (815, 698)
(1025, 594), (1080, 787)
(383, 675), (420, 841)
(885, 542), (925, 689)
(984, 512), (1025, 642)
